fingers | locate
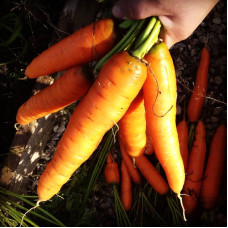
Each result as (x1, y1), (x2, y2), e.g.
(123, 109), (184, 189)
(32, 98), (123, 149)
(112, 0), (165, 19)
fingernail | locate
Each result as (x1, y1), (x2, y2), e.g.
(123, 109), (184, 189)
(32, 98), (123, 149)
(112, 5), (123, 18)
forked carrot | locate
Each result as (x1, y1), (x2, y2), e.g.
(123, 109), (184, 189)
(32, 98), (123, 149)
(187, 46), (210, 122)
(200, 124), (226, 210)
(118, 90), (146, 157)
(37, 51), (147, 201)
(120, 160), (132, 211)
(143, 42), (185, 197)
(104, 153), (120, 185)
(16, 65), (91, 125)
(182, 121), (207, 217)
(25, 18), (115, 78)
(135, 155), (169, 195)
(177, 120), (189, 171)
(118, 134), (141, 184)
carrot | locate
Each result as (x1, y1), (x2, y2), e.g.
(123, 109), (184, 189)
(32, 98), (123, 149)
(104, 153), (120, 185)
(118, 134), (141, 184)
(120, 160), (132, 211)
(135, 154), (169, 195)
(177, 120), (189, 171)
(144, 127), (154, 155)
(118, 90), (146, 157)
(25, 18), (115, 78)
(187, 46), (210, 122)
(16, 65), (91, 125)
(182, 120), (207, 216)
(200, 124), (226, 210)
(143, 42), (185, 197)
(37, 51), (147, 201)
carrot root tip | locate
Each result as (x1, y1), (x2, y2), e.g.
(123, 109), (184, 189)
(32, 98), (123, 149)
(177, 193), (187, 222)
(14, 122), (20, 130)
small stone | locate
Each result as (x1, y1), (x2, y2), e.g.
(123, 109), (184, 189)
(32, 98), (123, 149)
(176, 105), (181, 115)
(213, 107), (223, 115)
(214, 76), (223, 85)
(213, 17), (222, 24)
(190, 49), (196, 57)
(210, 116), (219, 123)
(53, 125), (59, 132)
(57, 123), (66, 134)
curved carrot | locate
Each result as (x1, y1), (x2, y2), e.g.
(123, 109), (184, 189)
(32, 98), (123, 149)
(37, 51), (147, 201)
(144, 127), (154, 155)
(182, 121), (206, 216)
(104, 153), (120, 185)
(177, 120), (189, 171)
(16, 66), (91, 125)
(118, 134), (141, 184)
(120, 160), (132, 211)
(118, 90), (146, 157)
(135, 155), (169, 195)
(200, 124), (226, 210)
(25, 18), (115, 78)
(143, 42), (185, 196)
(187, 46), (210, 122)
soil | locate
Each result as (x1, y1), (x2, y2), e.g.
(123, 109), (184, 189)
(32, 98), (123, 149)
(0, 0), (227, 227)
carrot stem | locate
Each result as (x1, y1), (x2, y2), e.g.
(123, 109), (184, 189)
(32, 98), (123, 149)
(93, 20), (144, 74)
(131, 18), (161, 59)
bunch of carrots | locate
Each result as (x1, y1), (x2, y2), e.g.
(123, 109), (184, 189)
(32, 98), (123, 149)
(15, 15), (226, 224)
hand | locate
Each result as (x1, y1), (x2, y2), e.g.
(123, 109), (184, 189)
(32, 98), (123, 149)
(112, 0), (219, 48)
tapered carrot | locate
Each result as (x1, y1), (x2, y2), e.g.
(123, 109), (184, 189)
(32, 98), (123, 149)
(104, 153), (120, 185)
(144, 127), (154, 155)
(187, 46), (210, 122)
(200, 124), (226, 210)
(135, 155), (169, 195)
(37, 51), (147, 201)
(177, 120), (189, 171)
(118, 134), (141, 184)
(120, 160), (132, 211)
(25, 18), (115, 78)
(118, 90), (146, 157)
(143, 42), (185, 197)
(182, 121), (206, 216)
(16, 66), (91, 125)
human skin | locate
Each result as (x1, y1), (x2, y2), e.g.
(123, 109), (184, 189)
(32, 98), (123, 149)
(112, 0), (219, 48)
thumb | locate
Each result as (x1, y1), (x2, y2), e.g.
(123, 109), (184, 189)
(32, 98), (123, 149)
(112, 0), (166, 19)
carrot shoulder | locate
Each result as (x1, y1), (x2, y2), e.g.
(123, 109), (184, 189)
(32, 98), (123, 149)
(118, 90), (146, 157)
(182, 120), (207, 216)
(16, 65), (91, 125)
(143, 42), (185, 196)
(37, 51), (147, 201)
(187, 46), (210, 122)
(25, 18), (115, 78)
(200, 124), (226, 210)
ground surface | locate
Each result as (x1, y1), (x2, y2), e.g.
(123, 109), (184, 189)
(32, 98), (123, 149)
(0, 0), (227, 227)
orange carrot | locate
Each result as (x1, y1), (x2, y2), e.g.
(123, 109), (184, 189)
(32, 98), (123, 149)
(182, 120), (207, 216)
(187, 46), (210, 122)
(200, 124), (226, 210)
(143, 42), (185, 197)
(135, 155), (169, 195)
(144, 127), (154, 155)
(177, 120), (189, 171)
(120, 160), (132, 211)
(16, 66), (91, 125)
(118, 134), (141, 184)
(104, 153), (120, 185)
(37, 51), (147, 201)
(118, 90), (146, 157)
(25, 18), (115, 78)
